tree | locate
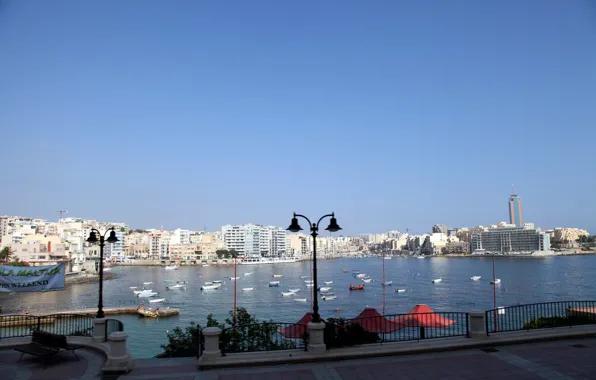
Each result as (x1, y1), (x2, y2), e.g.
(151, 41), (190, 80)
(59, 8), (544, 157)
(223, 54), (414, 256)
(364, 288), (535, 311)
(7, 257), (30, 267)
(0, 247), (12, 263)
(440, 247), (448, 255)
(215, 249), (239, 259)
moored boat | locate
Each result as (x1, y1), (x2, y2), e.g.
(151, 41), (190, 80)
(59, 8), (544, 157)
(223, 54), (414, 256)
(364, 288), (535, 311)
(269, 281), (281, 287)
(356, 273), (367, 278)
(300, 275), (309, 279)
(432, 278), (442, 283)
(294, 298), (307, 302)
(382, 281), (393, 286)
(273, 274), (283, 278)
(137, 291), (159, 297)
(243, 272), (253, 276)
(143, 282), (153, 285)
(201, 283), (221, 290)
(137, 307), (159, 318)
(289, 288), (300, 293)
(395, 288), (406, 293)
(149, 298), (165, 303)
(324, 281), (333, 285)
(491, 279), (501, 284)
(471, 276), (482, 281)
(166, 284), (185, 290)
(318, 286), (332, 292)
(322, 295), (337, 300)
(242, 287), (254, 291)
(362, 278), (372, 283)
(165, 265), (178, 270)
(281, 291), (295, 296)
(349, 284), (364, 291)
(213, 280), (222, 284)
(342, 269), (348, 273)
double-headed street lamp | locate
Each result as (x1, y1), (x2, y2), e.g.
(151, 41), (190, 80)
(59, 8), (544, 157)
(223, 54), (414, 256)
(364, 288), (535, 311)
(287, 212), (341, 323)
(87, 228), (119, 319)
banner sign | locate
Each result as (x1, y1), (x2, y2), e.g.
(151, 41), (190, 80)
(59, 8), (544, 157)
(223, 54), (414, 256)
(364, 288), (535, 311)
(0, 264), (65, 293)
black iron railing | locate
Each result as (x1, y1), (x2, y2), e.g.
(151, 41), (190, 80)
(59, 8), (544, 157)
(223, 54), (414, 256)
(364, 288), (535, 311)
(485, 300), (596, 336)
(0, 314), (94, 339)
(220, 322), (308, 354)
(196, 327), (204, 358)
(324, 312), (470, 349)
(105, 318), (124, 341)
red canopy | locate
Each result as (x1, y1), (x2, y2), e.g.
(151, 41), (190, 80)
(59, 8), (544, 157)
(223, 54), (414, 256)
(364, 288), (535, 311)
(395, 304), (456, 328)
(351, 308), (402, 333)
(278, 312), (312, 338)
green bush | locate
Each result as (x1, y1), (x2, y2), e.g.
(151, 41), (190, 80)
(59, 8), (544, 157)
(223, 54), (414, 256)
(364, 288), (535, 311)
(324, 318), (380, 348)
(523, 316), (596, 330)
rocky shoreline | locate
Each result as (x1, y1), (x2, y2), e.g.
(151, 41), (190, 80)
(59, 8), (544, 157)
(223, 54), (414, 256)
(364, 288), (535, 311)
(65, 272), (117, 285)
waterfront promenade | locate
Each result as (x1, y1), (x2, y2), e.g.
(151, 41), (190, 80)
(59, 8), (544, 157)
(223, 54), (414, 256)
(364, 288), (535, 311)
(1, 337), (595, 379)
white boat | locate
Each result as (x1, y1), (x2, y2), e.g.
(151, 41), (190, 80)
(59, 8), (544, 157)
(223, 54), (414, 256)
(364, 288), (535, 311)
(242, 287), (254, 291)
(143, 282), (153, 285)
(202, 264), (210, 267)
(300, 276), (309, 279)
(230, 277), (240, 280)
(416, 256), (425, 259)
(204, 281), (213, 285)
(165, 265), (178, 270)
(281, 291), (295, 296)
(273, 274), (283, 278)
(306, 283), (314, 287)
(382, 281), (393, 286)
(149, 298), (165, 303)
(243, 272), (253, 276)
(137, 291), (159, 297)
(129, 286), (137, 289)
(269, 281), (281, 287)
(432, 278), (442, 283)
(324, 281), (333, 285)
(356, 273), (367, 278)
(491, 279), (501, 284)
(396, 289), (406, 293)
(295, 298), (307, 302)
(213, 280), (222, 284)
(289, 289), (300, 293)
(201, 283), (221, 290)
(133, 289), (153, 294)
(103, 267), (112, 271)
(166, 284), (185, 290)
(384, 257), (392, 260)
(322, 295), (337, 300)
(362, 278), (372, 283)
(304, 280), (314, 284)
(238, 256), (298, 265)
(319, 287), (333, 292)
(471, 276), (482, 281)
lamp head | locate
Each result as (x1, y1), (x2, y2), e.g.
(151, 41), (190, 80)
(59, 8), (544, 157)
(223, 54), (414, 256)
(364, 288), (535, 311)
(87, 231), (98, 243)
(106, 229), (119, 243)
(325, 215), (342, 233)
(287, 217), (303, 233)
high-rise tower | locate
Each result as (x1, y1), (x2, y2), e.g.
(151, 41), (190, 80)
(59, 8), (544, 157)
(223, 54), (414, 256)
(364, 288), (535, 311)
(508, 185), (523, 226)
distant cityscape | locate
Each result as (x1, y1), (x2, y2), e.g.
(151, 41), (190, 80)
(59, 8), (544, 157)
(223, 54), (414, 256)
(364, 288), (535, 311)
(0, 189), (592, 271)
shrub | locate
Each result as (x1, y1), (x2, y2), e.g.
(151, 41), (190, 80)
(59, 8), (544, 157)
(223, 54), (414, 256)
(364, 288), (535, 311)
(324, 318), (380, 348)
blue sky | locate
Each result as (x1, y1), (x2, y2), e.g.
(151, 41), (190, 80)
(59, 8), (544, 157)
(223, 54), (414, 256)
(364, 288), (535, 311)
(1, 0), (594, 235)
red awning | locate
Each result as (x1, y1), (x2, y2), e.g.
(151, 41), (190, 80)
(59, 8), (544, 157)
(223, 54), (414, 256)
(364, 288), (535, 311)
(278, 312), (313, 338)
(395, 304), (456, 328)
(351, 308), (402, 333)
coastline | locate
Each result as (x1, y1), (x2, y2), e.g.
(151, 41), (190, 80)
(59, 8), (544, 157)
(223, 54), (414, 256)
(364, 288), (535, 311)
(65, 272), (117, 285)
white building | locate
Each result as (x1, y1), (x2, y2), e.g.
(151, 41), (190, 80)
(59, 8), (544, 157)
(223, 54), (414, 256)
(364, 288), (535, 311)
(221, 224), (288, 257)
(170, 229), (191, 245)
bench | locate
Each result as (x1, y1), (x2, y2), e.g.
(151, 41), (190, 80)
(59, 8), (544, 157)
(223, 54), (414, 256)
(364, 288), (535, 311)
(13, 330), (84, 365)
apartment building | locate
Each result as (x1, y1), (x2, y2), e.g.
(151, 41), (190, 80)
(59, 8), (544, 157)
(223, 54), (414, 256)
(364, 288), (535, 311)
(221, 224), (288, 257)
(470, 226), (550, 254)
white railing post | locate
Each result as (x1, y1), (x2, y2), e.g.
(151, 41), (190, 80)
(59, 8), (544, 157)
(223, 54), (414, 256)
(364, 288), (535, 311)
(93, 318), (106, 343)
(307, 321), (326, 354)
(198, 327), (222, 366)
(102, 331), (133, 373)
(469, 312), (487, 339)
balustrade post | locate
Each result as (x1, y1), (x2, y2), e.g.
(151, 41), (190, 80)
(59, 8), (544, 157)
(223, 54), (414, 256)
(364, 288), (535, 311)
(307, 321), (326, 354)
(198, 327), (222, 367)
(469, 312), (487, 339)
(93, 318), (106, 343)
(102, 332), (133, 373)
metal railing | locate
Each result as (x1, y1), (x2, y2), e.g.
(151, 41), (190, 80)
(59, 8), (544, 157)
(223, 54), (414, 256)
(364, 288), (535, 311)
(0, 314), (94, 339)
(324, 312), (470, 349)
(220, 322), (308, 354)
(196, 327), (204, 358)
(105, 318), (124, 341)
(485, 300), (596, 336)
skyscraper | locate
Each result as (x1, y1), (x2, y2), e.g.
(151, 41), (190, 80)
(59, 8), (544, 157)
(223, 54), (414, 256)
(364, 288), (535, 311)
(508, 185), (523, 226)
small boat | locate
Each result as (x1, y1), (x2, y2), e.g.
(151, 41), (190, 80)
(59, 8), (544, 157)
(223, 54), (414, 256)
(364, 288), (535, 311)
(103, 267), (112, 271)
(230, 277), (240, 280)
(395, 289), (406, 293)
(166, 284), (185, 290)
(416, 256), (425, 259)
(319, 287), (332, 292)
(304, 280), (313, 284)
(491, 279), (501, 284)
(143, 282), (153, 285)
(202, 264), (210, 267)
(362, 278), (372, 283)
(137, 291), (159, 297)
(300, 275), (309, 279)
(149, 298), (166, 303)
(320, 291), (335, 297)
(137, 307), (159, 318)
(471, 276), (482, 281)
(243, 272), (253, 276)
(176, 281), (188, 284)
(201, 284), (221, 290)
(384, 257), (392, 260)
(342, 270), (349, 273)
(349, 284), (364, 291)
(273, 274), (283, 278)
(356, 273), (367, 279)
(306, 283), (314, 287)
(281, 291), (295, 296)
(204, 282), (213, 285)
(213, 280), (222, 284)
(289, 289), (300, 293)
(129, 286), (137, 289)
(295, 298), (307, 302)
(133, 289), (153, 294)
(382, 281), (393, 286)
(269, 281), (281, 287)
(165, 265), (178, 270)
(322, 295), (337, 300)
(242, 287), (254, 291)
(324, 281), (333, 285)
(432, 278), (442, 284)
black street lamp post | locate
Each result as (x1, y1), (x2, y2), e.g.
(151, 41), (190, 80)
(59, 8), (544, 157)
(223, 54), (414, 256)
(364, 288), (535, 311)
(87, 228), (119, 318)
(287, 212), (341, 323)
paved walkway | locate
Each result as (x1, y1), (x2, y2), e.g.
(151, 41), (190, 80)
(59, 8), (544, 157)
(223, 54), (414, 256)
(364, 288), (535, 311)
(2, 338), (596, 379)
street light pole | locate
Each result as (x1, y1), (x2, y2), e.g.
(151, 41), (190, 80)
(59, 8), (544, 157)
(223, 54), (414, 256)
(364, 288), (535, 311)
(287, 212), (342, 323)
(87, 228), (119, 319)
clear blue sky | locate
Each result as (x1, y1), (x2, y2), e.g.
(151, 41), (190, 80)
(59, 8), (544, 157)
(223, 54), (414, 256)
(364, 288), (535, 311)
(1, 0), (595, 235)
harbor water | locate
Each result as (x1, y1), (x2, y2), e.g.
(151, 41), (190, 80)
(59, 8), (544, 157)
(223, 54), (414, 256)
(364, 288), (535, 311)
(1, 256), (594, 358)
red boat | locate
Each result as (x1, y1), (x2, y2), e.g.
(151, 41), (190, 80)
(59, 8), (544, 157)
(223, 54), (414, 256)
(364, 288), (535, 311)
(349, 284), (364, 291)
